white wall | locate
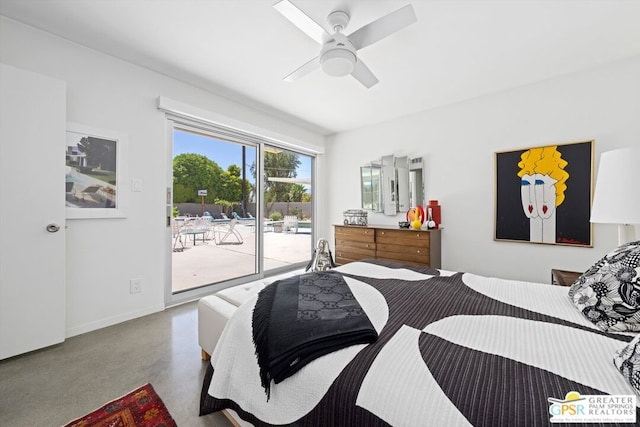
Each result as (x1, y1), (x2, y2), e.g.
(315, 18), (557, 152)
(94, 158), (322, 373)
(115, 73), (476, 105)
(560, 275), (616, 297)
(0, 17), (326, 337)
(325, 56), (640, 283)
(3, 15), (639, 338)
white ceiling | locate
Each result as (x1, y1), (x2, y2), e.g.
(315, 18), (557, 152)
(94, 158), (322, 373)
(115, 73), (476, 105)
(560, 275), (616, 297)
(2, 0), (640, 135)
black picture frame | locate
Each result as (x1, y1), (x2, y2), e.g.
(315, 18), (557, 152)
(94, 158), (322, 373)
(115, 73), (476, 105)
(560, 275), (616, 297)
(495, 140), (594, 247)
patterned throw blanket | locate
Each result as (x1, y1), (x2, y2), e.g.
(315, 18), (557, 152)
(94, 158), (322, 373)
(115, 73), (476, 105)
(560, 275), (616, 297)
(252, 270), (378, 399)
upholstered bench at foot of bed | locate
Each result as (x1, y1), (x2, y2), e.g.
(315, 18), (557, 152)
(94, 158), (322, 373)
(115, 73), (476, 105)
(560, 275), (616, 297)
(198, 269), (304, 360)
(198, 283), (264, 360)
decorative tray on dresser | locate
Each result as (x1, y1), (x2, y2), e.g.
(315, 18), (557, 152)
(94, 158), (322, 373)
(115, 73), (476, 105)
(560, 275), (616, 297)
(334, 224), (441, 268)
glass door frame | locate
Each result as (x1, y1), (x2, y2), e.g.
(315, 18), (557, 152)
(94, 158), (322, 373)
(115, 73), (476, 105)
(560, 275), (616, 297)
(165, 121), (262, 306)
(262, 143), (316, 277)
(164, 119), (316, 307)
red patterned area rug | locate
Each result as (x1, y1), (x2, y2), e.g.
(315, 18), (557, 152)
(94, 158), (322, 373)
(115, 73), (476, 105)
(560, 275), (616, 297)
(63, 383), (177, 427)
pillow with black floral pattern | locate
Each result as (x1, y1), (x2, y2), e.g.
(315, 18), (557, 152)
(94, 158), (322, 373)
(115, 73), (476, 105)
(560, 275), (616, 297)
(613, 334), (640, 395)
(568, 241), (640, 332)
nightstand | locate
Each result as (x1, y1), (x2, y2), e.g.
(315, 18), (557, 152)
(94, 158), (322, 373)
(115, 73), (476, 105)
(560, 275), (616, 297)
(551, 269), (582, 287)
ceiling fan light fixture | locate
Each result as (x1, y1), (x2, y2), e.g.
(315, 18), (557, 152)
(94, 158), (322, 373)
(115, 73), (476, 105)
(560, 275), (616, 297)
(320, 48), (356, 76)
(274, 1), (417, 86)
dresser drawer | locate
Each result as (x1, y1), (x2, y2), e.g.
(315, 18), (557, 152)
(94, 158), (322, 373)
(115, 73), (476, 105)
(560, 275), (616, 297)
(376, 252), (430, 266)
(334, 249), (376, 265)
(335, 226), (375, 243)
(335, 239), (376, 251)
(376, 242), (429, 257)
(376, 249), (429, 265)
(336, 245), (376, 256)
(335, 244), (376, 259)
(375, 228), (429, 245)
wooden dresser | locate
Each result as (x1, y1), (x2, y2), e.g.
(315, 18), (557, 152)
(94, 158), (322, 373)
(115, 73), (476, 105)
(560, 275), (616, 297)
(334, 225), (441, 268)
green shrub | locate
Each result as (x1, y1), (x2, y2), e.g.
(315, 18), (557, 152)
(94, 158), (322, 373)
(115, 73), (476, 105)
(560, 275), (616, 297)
(290, 207), (304, 219)
(269, 212), (283, 221)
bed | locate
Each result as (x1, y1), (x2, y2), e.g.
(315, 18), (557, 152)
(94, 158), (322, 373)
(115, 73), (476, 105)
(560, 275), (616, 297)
(200, 255), (640, 426)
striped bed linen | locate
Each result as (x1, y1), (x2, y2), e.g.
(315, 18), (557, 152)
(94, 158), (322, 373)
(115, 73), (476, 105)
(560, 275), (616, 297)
(200, 259), (638, 426)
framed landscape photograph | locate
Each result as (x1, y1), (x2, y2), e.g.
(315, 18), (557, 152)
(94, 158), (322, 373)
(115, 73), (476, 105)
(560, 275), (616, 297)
(495, 140), (594, 247)
(65, 123), (127, 219)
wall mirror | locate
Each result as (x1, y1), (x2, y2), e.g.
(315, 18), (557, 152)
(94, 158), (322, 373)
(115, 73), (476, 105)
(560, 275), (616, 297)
(381, 155), (397, 215)
(395, 156), (410, 213)
(360, 164), (382, 212)
(361, 155), (424, 216)
(409, 157), (425, 208)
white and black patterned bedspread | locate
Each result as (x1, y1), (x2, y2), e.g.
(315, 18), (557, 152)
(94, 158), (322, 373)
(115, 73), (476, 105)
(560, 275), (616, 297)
(200, 259), (638, 426)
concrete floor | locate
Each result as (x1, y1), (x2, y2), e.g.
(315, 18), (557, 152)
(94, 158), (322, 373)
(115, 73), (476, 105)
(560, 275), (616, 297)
(173, 222), (312, 292)
(0, 301), (232, 427)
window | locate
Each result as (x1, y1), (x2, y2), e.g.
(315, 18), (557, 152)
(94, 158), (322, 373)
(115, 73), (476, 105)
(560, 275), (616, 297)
(167, 122), (315, 304)
(263, 144), (313, 270)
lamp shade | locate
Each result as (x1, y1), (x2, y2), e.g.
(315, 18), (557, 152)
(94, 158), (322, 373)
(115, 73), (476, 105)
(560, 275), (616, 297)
(590, 148), (640, 225)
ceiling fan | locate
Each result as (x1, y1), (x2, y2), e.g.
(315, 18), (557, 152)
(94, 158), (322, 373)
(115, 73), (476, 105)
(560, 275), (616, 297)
(273, 0), (417, 88)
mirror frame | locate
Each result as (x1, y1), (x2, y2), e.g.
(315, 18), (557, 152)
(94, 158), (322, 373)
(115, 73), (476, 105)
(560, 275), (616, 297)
(361, 155), (425, 215)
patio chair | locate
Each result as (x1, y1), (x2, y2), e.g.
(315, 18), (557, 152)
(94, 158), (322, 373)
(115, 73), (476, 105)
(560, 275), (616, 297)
(283, 215), (299, 234)
(172, 219), (187, 251)
(232, 212), (254, 222)
(213, 218), (243, 245)
(210, 213), (231, 223)
(192, 216), (213, 241)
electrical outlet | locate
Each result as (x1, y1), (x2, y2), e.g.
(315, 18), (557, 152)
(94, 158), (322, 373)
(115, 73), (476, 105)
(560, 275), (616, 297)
(130, 278), (142, 294)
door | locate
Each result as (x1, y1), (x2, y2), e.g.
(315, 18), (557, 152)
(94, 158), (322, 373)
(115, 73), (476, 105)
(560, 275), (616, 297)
(0, 64), (66, 359)
(263, 145), (314, 271)
(165, 119), (316, 304)
(171, 126), (258, 294)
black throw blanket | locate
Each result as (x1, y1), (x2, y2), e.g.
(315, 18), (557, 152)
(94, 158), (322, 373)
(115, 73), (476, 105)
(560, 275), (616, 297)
(252, 270), (378, 399)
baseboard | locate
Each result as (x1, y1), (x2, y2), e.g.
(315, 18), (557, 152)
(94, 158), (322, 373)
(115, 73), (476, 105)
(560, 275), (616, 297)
(64, 303), (165, 338)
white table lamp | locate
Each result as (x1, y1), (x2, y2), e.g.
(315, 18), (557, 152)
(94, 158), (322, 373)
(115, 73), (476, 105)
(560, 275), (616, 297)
(590, 148), (640, 245)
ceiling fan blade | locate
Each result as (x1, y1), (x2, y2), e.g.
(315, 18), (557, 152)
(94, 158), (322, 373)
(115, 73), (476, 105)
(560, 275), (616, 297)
(284, 57), (320, 82)
(273, 0), (329, 44)
(348, 4), (417, 50)
(351, 59), (379, 88)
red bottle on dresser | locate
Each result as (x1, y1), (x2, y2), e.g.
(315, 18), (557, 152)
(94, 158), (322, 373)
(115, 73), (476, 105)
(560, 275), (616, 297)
(427, 200), (441, 229)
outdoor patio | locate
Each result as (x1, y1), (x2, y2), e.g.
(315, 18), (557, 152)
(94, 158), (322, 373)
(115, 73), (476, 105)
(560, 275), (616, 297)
(171, 221), (312, 292)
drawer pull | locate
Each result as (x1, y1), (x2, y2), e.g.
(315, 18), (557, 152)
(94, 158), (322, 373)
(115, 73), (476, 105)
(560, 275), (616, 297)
(417, 250), (421, 254)
(416, 234), (420, 237)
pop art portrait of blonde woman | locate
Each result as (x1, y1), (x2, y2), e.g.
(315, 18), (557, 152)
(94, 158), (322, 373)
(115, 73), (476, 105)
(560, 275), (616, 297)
(495, 141), (593, 247)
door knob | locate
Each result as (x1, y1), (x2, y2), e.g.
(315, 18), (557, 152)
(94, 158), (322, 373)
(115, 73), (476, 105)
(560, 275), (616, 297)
(46, 223), (61, 233)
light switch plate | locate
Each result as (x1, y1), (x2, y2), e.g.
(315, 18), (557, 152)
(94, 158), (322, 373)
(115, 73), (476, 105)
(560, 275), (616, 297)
(131, 179), (142, 192)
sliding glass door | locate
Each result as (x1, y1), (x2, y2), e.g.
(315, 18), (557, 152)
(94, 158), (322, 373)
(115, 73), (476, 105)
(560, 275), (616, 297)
(168, 124), (314, 300)
(171, 126), (257, 293)
(263, 145), (313, 271)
